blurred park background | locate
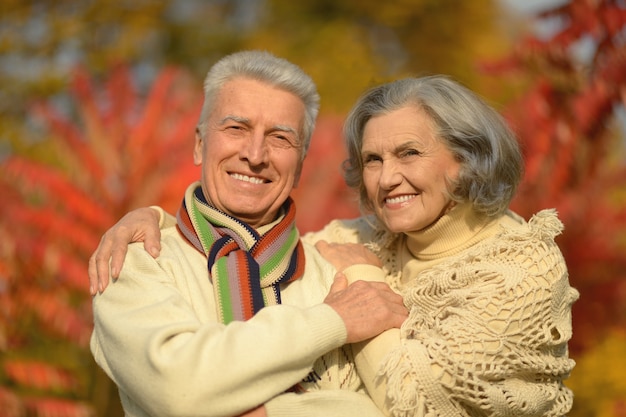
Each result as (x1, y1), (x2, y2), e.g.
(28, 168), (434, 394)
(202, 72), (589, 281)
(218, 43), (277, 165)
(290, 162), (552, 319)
(0, 0), (625, 416)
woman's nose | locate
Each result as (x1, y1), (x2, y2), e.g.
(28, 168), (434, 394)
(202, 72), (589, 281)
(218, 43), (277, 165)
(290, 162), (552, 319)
(379, 160), (402, 190)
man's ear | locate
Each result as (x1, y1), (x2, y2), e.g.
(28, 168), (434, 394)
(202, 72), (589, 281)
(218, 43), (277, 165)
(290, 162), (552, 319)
(293, 159), (304, 188)
(193, 129), (203, 166)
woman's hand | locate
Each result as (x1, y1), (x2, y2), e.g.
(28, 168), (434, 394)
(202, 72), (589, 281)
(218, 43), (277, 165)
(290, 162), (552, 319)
(236, 405), (267, 417)
(88, 207), (162, 295)
(314, 240), (381, 272)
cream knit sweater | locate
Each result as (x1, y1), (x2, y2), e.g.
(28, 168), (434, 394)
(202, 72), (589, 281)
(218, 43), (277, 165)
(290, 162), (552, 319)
(303, 204), (579, 417)
(90, 218), (383, 417)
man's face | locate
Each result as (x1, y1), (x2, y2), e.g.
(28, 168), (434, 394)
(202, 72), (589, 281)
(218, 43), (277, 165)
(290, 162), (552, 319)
(194, 77), (306, 228)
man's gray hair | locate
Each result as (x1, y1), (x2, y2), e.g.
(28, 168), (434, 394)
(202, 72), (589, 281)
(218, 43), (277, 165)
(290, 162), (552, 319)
(197, 50), (320, 157)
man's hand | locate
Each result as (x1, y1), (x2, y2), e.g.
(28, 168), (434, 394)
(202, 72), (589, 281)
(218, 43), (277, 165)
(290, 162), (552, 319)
(88, 207), (162, 295)
(324, 274), (407, 344)
(314, 240), (381, 272)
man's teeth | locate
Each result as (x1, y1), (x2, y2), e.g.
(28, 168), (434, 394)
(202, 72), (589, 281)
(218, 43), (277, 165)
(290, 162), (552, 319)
(386, 195), (413, 204)
(231, 173), (265, 184)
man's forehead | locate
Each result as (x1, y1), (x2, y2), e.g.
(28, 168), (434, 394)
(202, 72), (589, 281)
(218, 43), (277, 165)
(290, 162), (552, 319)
(211, 81), (304, 126)
(218, 114), (295, 132)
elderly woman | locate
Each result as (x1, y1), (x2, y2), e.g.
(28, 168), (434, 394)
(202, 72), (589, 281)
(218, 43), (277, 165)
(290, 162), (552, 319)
(89, 75), (578, 417)
(307, 76), (578, 417)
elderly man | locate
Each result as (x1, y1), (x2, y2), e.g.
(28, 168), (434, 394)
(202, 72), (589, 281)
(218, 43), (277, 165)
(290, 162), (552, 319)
(90, 50), (407, 417)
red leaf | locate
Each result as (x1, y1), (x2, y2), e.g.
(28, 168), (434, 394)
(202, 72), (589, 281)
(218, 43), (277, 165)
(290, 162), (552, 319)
(22, 397), (95, 417)
(4, 360), (79, 393)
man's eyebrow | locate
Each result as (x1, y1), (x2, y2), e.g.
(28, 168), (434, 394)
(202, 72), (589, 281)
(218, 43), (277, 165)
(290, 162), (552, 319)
(219, 116), (299, 140)
(273, 125), (298, 136)
(220, 115), (250, 125)
(219, 116), (296, 134)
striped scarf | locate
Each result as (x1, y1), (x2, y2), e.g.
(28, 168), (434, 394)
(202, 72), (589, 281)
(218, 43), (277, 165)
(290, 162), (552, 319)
(176, 182), (305, 324)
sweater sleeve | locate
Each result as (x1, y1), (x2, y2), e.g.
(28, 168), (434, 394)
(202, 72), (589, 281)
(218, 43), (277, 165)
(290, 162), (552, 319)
(381, 210), (579, 417)
(265, 390), (385, 417)
(150, 205), (177, 229)
(302, 218), (373, 246)
(342, 264), (400, 416)
(90, 237), (349, 417)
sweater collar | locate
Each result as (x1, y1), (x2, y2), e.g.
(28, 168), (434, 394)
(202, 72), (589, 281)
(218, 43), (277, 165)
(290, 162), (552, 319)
(404, 203), (496, 260)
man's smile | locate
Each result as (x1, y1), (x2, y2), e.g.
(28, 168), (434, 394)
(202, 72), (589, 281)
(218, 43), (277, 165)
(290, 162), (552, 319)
(229, 172), (269, 184)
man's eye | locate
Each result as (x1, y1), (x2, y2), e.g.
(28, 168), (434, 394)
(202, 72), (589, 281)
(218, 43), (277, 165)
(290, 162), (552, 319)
(224, 125), (247, 136)
(268, 134), (297, 148)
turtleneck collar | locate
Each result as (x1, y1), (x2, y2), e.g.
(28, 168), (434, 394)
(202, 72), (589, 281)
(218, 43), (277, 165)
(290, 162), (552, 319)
(404, 203), (497, 261)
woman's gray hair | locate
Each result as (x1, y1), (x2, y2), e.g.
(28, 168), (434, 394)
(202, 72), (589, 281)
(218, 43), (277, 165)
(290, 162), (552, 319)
(196, 50), (320, 157)
(343, 75), (523, 217)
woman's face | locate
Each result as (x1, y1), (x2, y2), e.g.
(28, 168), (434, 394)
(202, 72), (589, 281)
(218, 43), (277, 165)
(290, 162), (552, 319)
(361, 105), (461, 233)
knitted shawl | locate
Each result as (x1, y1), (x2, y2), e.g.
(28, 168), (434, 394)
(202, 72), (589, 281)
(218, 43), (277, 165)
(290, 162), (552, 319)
(302, 208), (578, 417)
(378, 210), (579, 417)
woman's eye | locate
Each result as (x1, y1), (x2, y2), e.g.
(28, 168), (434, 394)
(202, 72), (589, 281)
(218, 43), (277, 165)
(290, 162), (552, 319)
(401, 149), (421, 158)
(363, 155), (382, 165)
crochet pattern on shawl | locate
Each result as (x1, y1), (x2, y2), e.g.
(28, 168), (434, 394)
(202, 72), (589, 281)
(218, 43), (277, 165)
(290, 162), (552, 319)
(380, 209), (579, 417)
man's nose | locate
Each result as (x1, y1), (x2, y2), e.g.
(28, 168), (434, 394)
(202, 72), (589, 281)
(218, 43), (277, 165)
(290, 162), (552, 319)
(241, 131), (269, 166)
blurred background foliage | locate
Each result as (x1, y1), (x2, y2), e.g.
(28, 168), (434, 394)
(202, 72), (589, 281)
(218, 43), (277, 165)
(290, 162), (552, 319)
(0, 0), (625, 416)
(0, 0), (514, 131)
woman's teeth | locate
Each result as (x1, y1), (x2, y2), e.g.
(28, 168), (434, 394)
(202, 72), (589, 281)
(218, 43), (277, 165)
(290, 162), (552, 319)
(385, 195), (414, 204)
